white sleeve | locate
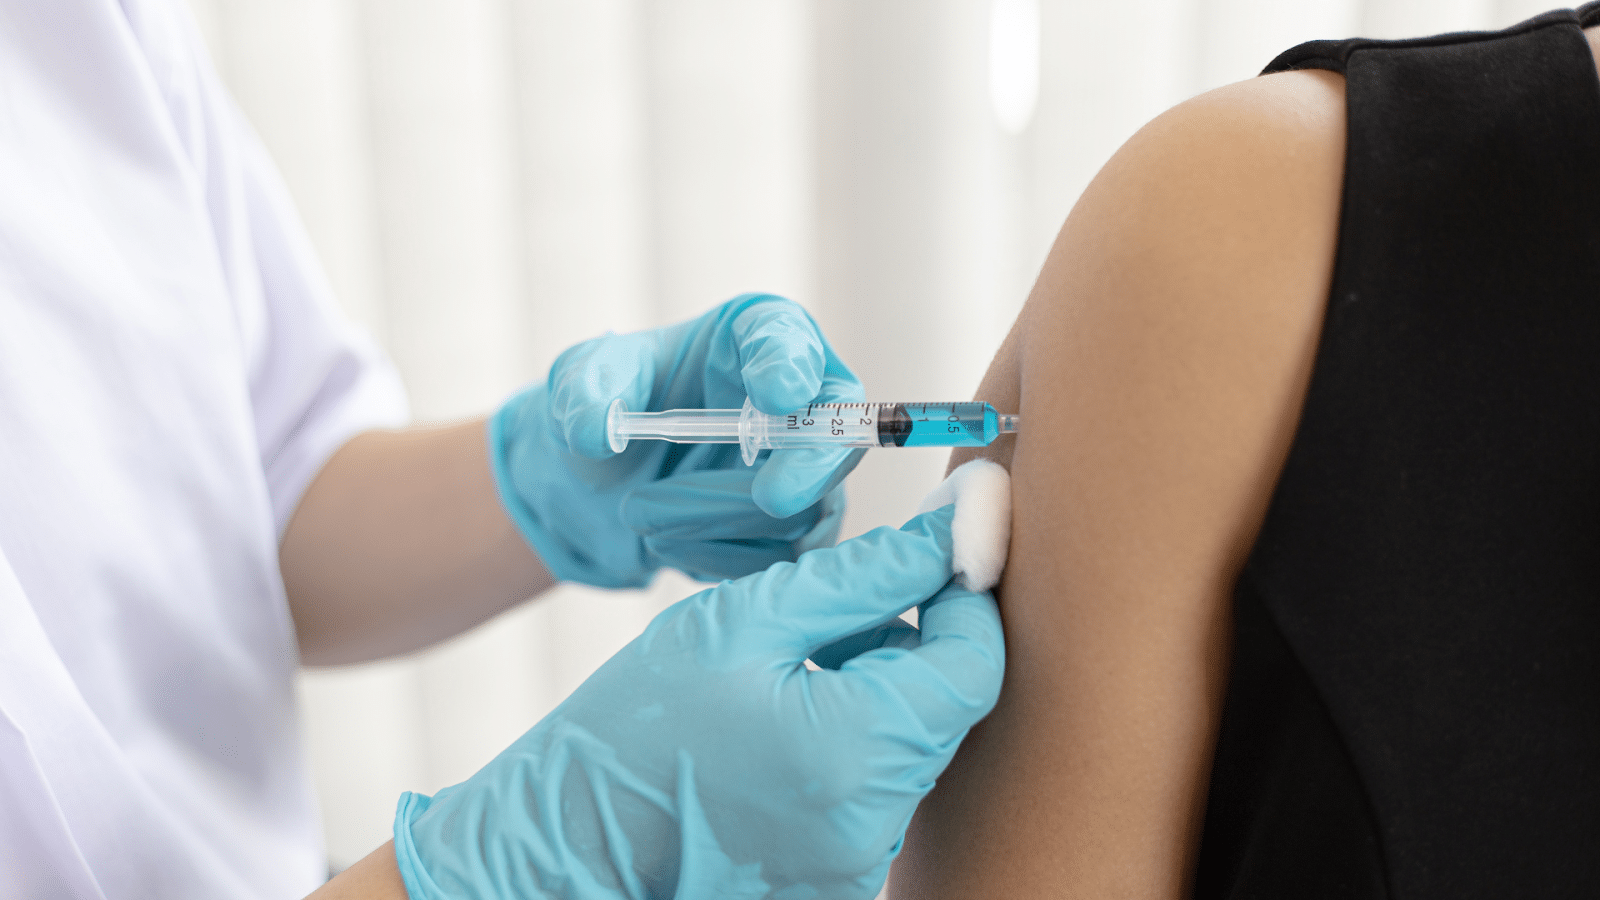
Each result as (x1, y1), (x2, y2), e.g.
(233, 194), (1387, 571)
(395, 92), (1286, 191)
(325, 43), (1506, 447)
(233, 126), (411, 534)
(141, 2), (411, 534)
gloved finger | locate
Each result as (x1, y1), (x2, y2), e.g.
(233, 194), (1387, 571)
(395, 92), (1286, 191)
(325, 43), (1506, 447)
(733, 505), (956, 655)
(636, 483), (844, 582)
(646, 537), (802, 582)
(753, 446), (866, 519)
(544, 330), (665, 459)
(842, 583), (1005, 741)
(809, 618), (920, 670)
(703, 294), (865, 412)
(622, 470), (823, 544)
(794, 484), (847, 555)
(745, 336), (865, 517)
(716, 296), (831, 413)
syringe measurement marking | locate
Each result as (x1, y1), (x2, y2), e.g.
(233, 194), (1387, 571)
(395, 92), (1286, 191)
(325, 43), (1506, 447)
(788, 402), (980, 433)
(790, 401), (873, 431)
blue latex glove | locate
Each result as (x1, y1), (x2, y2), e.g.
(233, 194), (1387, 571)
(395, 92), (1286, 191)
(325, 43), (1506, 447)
(491, 294), (866, 588)
(393, 504), (1005, 900)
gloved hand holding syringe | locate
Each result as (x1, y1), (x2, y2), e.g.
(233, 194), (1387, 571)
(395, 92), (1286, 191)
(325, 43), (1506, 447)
(607, 398), (1020, 463)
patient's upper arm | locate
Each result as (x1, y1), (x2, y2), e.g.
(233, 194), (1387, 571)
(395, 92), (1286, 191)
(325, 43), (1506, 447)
(889, 69), (1346, 898)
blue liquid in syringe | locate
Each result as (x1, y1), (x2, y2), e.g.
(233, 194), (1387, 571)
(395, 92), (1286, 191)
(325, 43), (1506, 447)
(876, 402), (1004, 448)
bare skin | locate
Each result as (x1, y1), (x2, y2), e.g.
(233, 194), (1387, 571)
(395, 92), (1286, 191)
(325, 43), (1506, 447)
(889, 25), (1600, 900)
(887, 67), (1347, 897)
(279, 417), (553, 665)
(305, 843), (408, 900)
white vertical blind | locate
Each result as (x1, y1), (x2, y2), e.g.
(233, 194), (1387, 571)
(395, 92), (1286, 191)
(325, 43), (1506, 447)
(990, 0), (1042, 134)
(509, 0), (650, 369)
(1364, 0), (1496, 37)
(183, 0), (1540, 869)
(362, 0), (531, 420)
(644, 2), (816, 320)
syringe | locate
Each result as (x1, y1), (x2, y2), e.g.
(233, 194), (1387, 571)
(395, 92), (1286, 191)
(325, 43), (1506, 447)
(607, 399), (1019, 465)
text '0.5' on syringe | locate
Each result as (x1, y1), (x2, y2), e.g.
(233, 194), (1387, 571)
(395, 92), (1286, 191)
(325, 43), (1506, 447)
(606, 399), (1020, 464)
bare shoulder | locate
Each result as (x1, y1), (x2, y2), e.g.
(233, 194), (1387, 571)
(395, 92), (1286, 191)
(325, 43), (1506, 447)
(962, 68), (1346, 482)
(1160, 66), (1347, 143)
(900, 70), (1352, 899)
(1077, 68), (1347, 298)
(1118, 68), (1347, 193)
(1012, 68), (1348, 582)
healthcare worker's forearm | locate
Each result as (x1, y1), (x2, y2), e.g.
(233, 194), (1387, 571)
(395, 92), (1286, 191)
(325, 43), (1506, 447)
(281, 418), (555, 665)
(305, 841), (408, 899)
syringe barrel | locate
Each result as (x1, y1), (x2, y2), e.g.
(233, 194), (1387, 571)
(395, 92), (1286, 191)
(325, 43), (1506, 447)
(737, 400), (1008, 464)
(738, 400), (881, 464)
(606, 399), (1017, 464)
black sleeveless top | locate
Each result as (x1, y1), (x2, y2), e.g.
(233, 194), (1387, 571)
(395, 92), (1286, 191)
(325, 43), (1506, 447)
(1195, 7), (1600, 898)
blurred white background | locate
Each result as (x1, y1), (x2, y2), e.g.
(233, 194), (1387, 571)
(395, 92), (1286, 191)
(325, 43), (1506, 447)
(180, 0), (1557, 870)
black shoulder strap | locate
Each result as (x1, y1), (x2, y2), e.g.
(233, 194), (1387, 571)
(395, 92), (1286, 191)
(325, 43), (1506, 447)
(1261, 4), (1599, 75)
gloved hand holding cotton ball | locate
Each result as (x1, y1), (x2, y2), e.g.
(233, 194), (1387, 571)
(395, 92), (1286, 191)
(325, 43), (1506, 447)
(808, 458), (1012, 671)
(393, 503), (1006, 900)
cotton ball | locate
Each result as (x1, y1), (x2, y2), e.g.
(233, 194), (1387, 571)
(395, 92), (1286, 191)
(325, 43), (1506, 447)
(915, 458), (1012, 591)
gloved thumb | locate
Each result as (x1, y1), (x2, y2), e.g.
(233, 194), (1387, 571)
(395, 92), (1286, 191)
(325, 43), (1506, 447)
(752, 447), (866, 519)
(808, 617), (921, 670)
(735, 505), (957, 657)
(545, 330), (664, 459)
(841, 583), (1005, 741)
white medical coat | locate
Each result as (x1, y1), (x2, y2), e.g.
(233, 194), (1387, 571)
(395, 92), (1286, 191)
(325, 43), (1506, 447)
(0, 0), (408, 896)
